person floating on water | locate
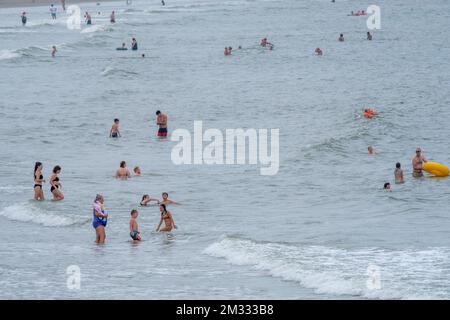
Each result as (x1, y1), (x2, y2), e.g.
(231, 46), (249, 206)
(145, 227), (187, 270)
(110, 11), (116, 23)
(49, 165), (64, 201)
(51, 46), (57, 58)
(133, 166), (141, 176)
(160, 192), (180, 205)
(50, 4), (57, 20)
(116, 161), (131, 180)
(131, 38), (138, 50)
(110, 118), (121, 138)
(156, 204), (177, 232)
(92, 194), (108, 244)
(338, 34), (344, 42)
(260, 38), (274, 50)
(412, 148), (427, 177)
(34, 162), (45, 201)
(315, 47), (323, 55)
(395, 162), (404, 183)
(367, 32), (373, 40)
(156, 110), (168, 137)
(129, 209), (141, 241)
(140, 194), (159, 206)
(85, 12), (92, 25)
(21, 12), (27, 26)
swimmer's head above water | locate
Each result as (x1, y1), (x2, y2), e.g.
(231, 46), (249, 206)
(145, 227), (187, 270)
(120, 161), (126, 168)
(384, 182), (391, 190)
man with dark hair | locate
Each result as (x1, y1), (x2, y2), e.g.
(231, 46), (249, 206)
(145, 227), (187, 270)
(156, 110), (168, 137)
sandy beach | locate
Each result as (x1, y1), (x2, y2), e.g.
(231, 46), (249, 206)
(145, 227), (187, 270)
(0, 0), (120, 9)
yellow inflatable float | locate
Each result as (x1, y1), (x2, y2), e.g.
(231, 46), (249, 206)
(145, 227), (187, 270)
(423, 162), (449, 177)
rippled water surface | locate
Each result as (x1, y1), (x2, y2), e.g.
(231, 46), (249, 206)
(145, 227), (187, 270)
(1, 0), (450, 299)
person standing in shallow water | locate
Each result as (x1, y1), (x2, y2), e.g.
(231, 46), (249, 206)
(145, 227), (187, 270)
(49, 165), (64, 201)
(116, 161), (131, 179)
(156, 110), (168, 137)
(21, 12), (27, 26)
(92, 194), (108, 244)
(412, 148), (427, 177)
(34, 162), (45, 201)
(131, 38), (138, 50)
(394, 162), (404, 184)
(156, 204), (177, 232)
(110, 11), (116, 23)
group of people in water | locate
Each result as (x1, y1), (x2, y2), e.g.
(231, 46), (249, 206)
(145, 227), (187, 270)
(33, 162), (64, 201)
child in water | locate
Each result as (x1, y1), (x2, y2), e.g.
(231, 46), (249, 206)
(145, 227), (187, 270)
(129, 209), (141, 241)
(133, 166), (141, 176)
(110, 118), (121, 138)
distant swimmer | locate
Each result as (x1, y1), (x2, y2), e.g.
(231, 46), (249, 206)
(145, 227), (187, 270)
(117, 43), (128, 50)
(92, 194), (108, 244)
(368, 145), (376, 155)
(110, 11), (116, 23)
(395, 162), (404, 184)
(156, 110), (168, 137)
(224, 47), (230, 56)
(116, 161), (131, 180)
(315, 47), (323, 56)
(21, 12), (27, 26)
(129, 209), (141, 241)
(339, 34), (344, 42)
(363, 108), (377, 118)
(85, 12), (92, 25)
(34, 162), (45, 201)
(49, 165), (64, 201)
(367, 32), (372, 41)
(156, 204), (177, 232)
(50, 4), (57, 20)
(160, 192), (180, 205)
(131, 38), (138, 50)
(260, 38), (274, 49)
(140, 194), (159, 206)
(141, 54), (145, 58)
(383, 182), (391, 190)
(228, 46), (233, 54)
(133, 166), (141, 176)
(51, 46), (57, 58)
(110, 118), (121, 138)
(161, 0), (166, 5)
(412, 148), (427, 177)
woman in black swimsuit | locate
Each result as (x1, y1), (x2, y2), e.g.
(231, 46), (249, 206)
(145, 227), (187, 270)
(34, 162), (45, 201)
(49, 165), (64, 201)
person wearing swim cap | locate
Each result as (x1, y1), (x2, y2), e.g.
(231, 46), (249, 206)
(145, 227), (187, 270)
(116, 161), (131, 180)
(156, 110), (168, 137)
(156, 204), (177, 232)
(412, 148), (427, 177)
(93, 194), (108, 244)
(21, 12), (27, 26)
(129, 209), (141, 241)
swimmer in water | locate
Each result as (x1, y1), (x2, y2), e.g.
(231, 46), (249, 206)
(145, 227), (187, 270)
(412, 148), (427, 177)
(85, 12), (92, 25)
(115, 161), (131, 180)
(131, 38), (138, 50)
(140, 194), (159, 206)
(395, 162), (404, 184)
(368, 145), (376, 155)
(92, 194), (107, 244)
(49, 165), (64, 201)
(142, 54), (145, 58)
(21, 12), (27, 26)
(51, 46), (57, 58)
(110, 118), (121, 138)
(156, 204), (177, 232)
(315, 48), (323, 56)
(161, 0), (166, 5)
(50, 4), (57, 20)
(339, 34), (344, 42)
(367, 32), (372, 40)
(160, 192), (180, 205)
(228, 46), (233, 54)
(384, 182), (391, 190)
(133, 166), (141, 176)
(156, 110), (168, 138)
(129, 209), (141, 241)
(61, 0), (66, 11)
(110, 11), (115, 23)
(34, 162), (45, 201)
(260, 38), (268, 47)
(224, 47), (230, 56)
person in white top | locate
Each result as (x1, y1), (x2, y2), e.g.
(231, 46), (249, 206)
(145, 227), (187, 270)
(50, 4), (57, 19)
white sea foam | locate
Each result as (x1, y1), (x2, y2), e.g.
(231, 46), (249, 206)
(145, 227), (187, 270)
(204, 237), (450, 299)
(0, 50), (20, 61)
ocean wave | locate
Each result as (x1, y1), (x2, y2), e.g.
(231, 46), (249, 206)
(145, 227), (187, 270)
(204, 236), (450, 299)
(0, 50), (20, 61)
(100, 66), (139, 78)
(0, 204), (90, 227)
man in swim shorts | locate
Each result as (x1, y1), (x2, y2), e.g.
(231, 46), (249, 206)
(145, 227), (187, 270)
(129, 209), (141, 241)
(412, 148), (427, 177)
(156, 110), (168, 137)
(110, 118), (121, 138)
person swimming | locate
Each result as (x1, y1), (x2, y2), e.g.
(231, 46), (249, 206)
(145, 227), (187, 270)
(133, 166), (141, 176)
(51, 46), (57, 58)
(384, 182), (391, 190)
(110, 118), (121, 138)
(159, 192), (180, 205)
(395, 162), (404, 184)
(315, 48), (323, 55)
(117, 43), (128, 50)
(412, 148), (427, 177)
(140, 194), (159, 206)
(156, 204), (177, 232)
(131, 38), (138, 50)
(367, 32), (373, 40)
(49, 165), (64, 201)
(339, 34), (344, 42)
(34, 162), (45, 201)
(368, 145), (376, 155)
(224, 47), (230, 56)
(129, 209), (141, 241)
(115, 161), (131, 180)
(21, 12), (27, 26)
(93, 194), (107, 244)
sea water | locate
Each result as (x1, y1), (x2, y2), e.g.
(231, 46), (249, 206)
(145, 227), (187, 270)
(1, 0), (450, 299)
